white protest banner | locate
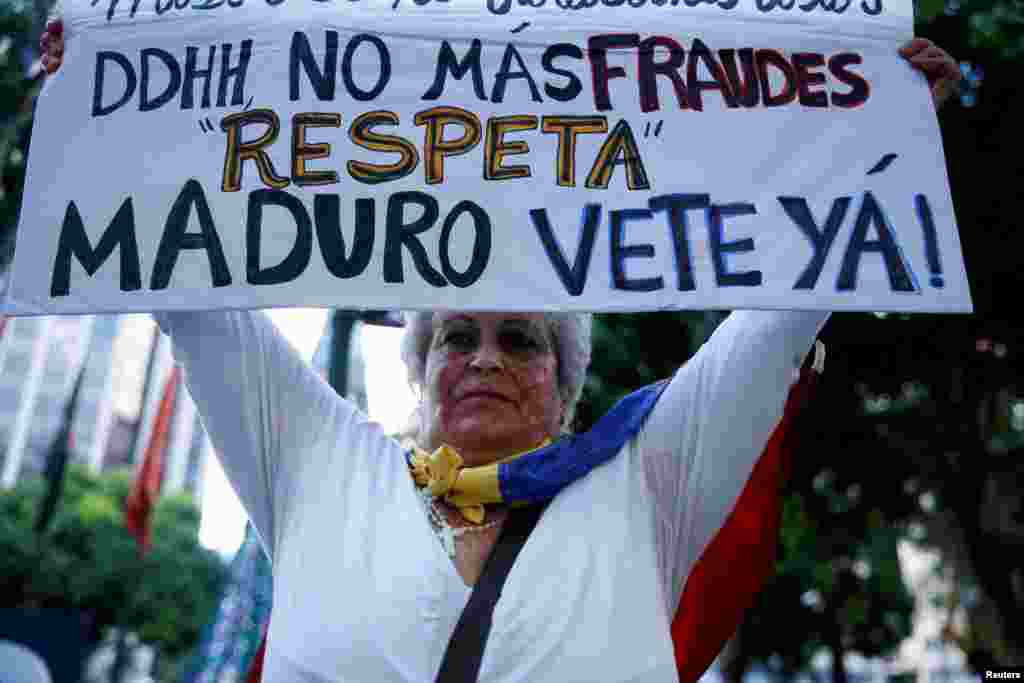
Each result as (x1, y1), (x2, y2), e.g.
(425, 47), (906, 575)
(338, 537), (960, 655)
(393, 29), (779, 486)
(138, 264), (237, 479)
(2, 0), (971, 315)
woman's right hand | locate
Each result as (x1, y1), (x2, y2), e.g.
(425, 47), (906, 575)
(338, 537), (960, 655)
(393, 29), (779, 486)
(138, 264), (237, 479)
(40, 18), (64, 75)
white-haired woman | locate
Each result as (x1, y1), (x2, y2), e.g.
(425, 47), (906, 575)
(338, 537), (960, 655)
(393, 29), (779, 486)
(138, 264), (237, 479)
(39, 22), (960, 683)
(159, 307), (832, 683)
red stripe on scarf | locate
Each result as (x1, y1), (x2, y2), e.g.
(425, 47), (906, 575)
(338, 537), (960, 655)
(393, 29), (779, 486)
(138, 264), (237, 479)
(670, 367), (817, 683)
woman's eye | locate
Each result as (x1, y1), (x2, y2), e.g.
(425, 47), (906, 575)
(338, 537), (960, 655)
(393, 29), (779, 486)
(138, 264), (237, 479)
(501, 331), (539, 350)
(444, 332), (475, 349)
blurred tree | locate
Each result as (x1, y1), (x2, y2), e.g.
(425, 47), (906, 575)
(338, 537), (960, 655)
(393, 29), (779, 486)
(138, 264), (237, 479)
(814, 311), (1024, 670)
(0, 465), (228, 680)
(0, 0), (45, 270)
(571, 312), (701, 431)
(810, 3), (1024, 668)
(917, 0), (1024, 59)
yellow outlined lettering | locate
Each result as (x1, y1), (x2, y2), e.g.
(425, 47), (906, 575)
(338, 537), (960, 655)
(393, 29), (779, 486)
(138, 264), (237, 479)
(541, 116), (607, 188)
(347, 110), (419, 185)
(585, 119), (650, 190)
(484, 115), (538, 181)
(220, 109), (290, 192)
(414, 106), (481, 185)
(292, 112), (341, 187)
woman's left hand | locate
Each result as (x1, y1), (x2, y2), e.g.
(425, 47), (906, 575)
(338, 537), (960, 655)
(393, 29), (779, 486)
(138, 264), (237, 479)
(900, 38), (961, 110)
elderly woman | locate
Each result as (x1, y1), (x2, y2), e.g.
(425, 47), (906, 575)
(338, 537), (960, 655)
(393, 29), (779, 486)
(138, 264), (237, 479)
(39, 21), (960, 683)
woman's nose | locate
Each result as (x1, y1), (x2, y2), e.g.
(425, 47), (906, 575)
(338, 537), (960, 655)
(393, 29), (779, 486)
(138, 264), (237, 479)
(469, 342), (504, 371)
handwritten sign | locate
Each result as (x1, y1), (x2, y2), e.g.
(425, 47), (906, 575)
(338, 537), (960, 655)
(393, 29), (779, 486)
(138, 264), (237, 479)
(2, 0), (971, 315)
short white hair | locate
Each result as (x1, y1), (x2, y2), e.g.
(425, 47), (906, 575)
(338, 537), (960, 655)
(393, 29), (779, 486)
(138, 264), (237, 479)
(399, 311), (592, 432)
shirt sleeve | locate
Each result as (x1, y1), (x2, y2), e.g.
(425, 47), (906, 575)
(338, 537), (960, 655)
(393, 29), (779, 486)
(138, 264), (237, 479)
(153, 310), (376, 560)
(635, 310), (829, 603)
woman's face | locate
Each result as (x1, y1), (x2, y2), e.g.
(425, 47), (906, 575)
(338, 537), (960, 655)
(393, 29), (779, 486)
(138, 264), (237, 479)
(422, 312), (564, 465)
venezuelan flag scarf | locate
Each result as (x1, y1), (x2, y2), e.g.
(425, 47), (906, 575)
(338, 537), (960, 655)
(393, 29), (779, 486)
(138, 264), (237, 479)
(407, 377), (670, 523)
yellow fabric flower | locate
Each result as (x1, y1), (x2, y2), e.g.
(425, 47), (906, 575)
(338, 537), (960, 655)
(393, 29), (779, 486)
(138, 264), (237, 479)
(408, 439), (552, 525)
(424, 445), (463, 497)
(409, 448), (431, 488)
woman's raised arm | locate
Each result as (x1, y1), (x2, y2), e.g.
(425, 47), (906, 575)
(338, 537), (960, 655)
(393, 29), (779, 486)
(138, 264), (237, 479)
(636, 310), (829, 599)
(153, 310), (368, 560)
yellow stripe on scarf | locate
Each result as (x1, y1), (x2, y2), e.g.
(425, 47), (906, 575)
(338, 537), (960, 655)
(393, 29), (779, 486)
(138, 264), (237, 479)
(408, 440), (551, 525)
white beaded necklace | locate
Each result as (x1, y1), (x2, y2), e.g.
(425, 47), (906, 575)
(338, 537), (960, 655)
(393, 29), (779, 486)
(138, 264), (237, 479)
(413, 482), (501, 558)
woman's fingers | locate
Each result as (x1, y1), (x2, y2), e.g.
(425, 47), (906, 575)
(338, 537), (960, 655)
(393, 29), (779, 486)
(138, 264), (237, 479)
(901, 40), (956, 78)
(910, 48), (958, 75)
(899, 37), (932, 58)
(39, 18), (65, 75)
(900, 38), (960, 109)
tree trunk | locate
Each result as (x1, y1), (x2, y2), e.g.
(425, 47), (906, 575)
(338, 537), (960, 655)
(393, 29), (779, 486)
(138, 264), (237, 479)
(937, 363), (1024, 665)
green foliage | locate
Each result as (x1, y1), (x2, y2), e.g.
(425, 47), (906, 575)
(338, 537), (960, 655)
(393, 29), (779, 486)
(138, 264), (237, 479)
(0, 0), (39, 266)
(0, 465), (228, 663)
(914, 0), (1024, 58)
(961, 0), (1024, 57)
(573, 312), (701, 430)
(829, 6), (1024, 664)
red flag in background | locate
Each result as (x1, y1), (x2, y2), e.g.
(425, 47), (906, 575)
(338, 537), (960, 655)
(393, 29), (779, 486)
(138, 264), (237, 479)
(125, 366), (180, 550)
(245, 634), (268, 683)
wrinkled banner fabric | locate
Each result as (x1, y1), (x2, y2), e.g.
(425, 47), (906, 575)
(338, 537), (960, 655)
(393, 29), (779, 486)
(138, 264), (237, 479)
(4, 0), (970, 315)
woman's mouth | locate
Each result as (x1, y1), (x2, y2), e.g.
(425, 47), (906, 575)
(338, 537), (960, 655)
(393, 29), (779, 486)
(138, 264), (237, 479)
(457, 390), (511, 403)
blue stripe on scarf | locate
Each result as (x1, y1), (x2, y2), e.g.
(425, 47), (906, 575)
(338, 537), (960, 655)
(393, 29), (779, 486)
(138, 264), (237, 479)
(498, 380), (671, 504)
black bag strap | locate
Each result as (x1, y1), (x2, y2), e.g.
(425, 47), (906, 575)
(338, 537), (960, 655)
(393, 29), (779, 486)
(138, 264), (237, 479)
(434, 503), (547, 683)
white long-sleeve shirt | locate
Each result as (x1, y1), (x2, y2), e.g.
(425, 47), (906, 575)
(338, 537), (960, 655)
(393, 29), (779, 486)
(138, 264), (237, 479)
(155, 309), (828, 682)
